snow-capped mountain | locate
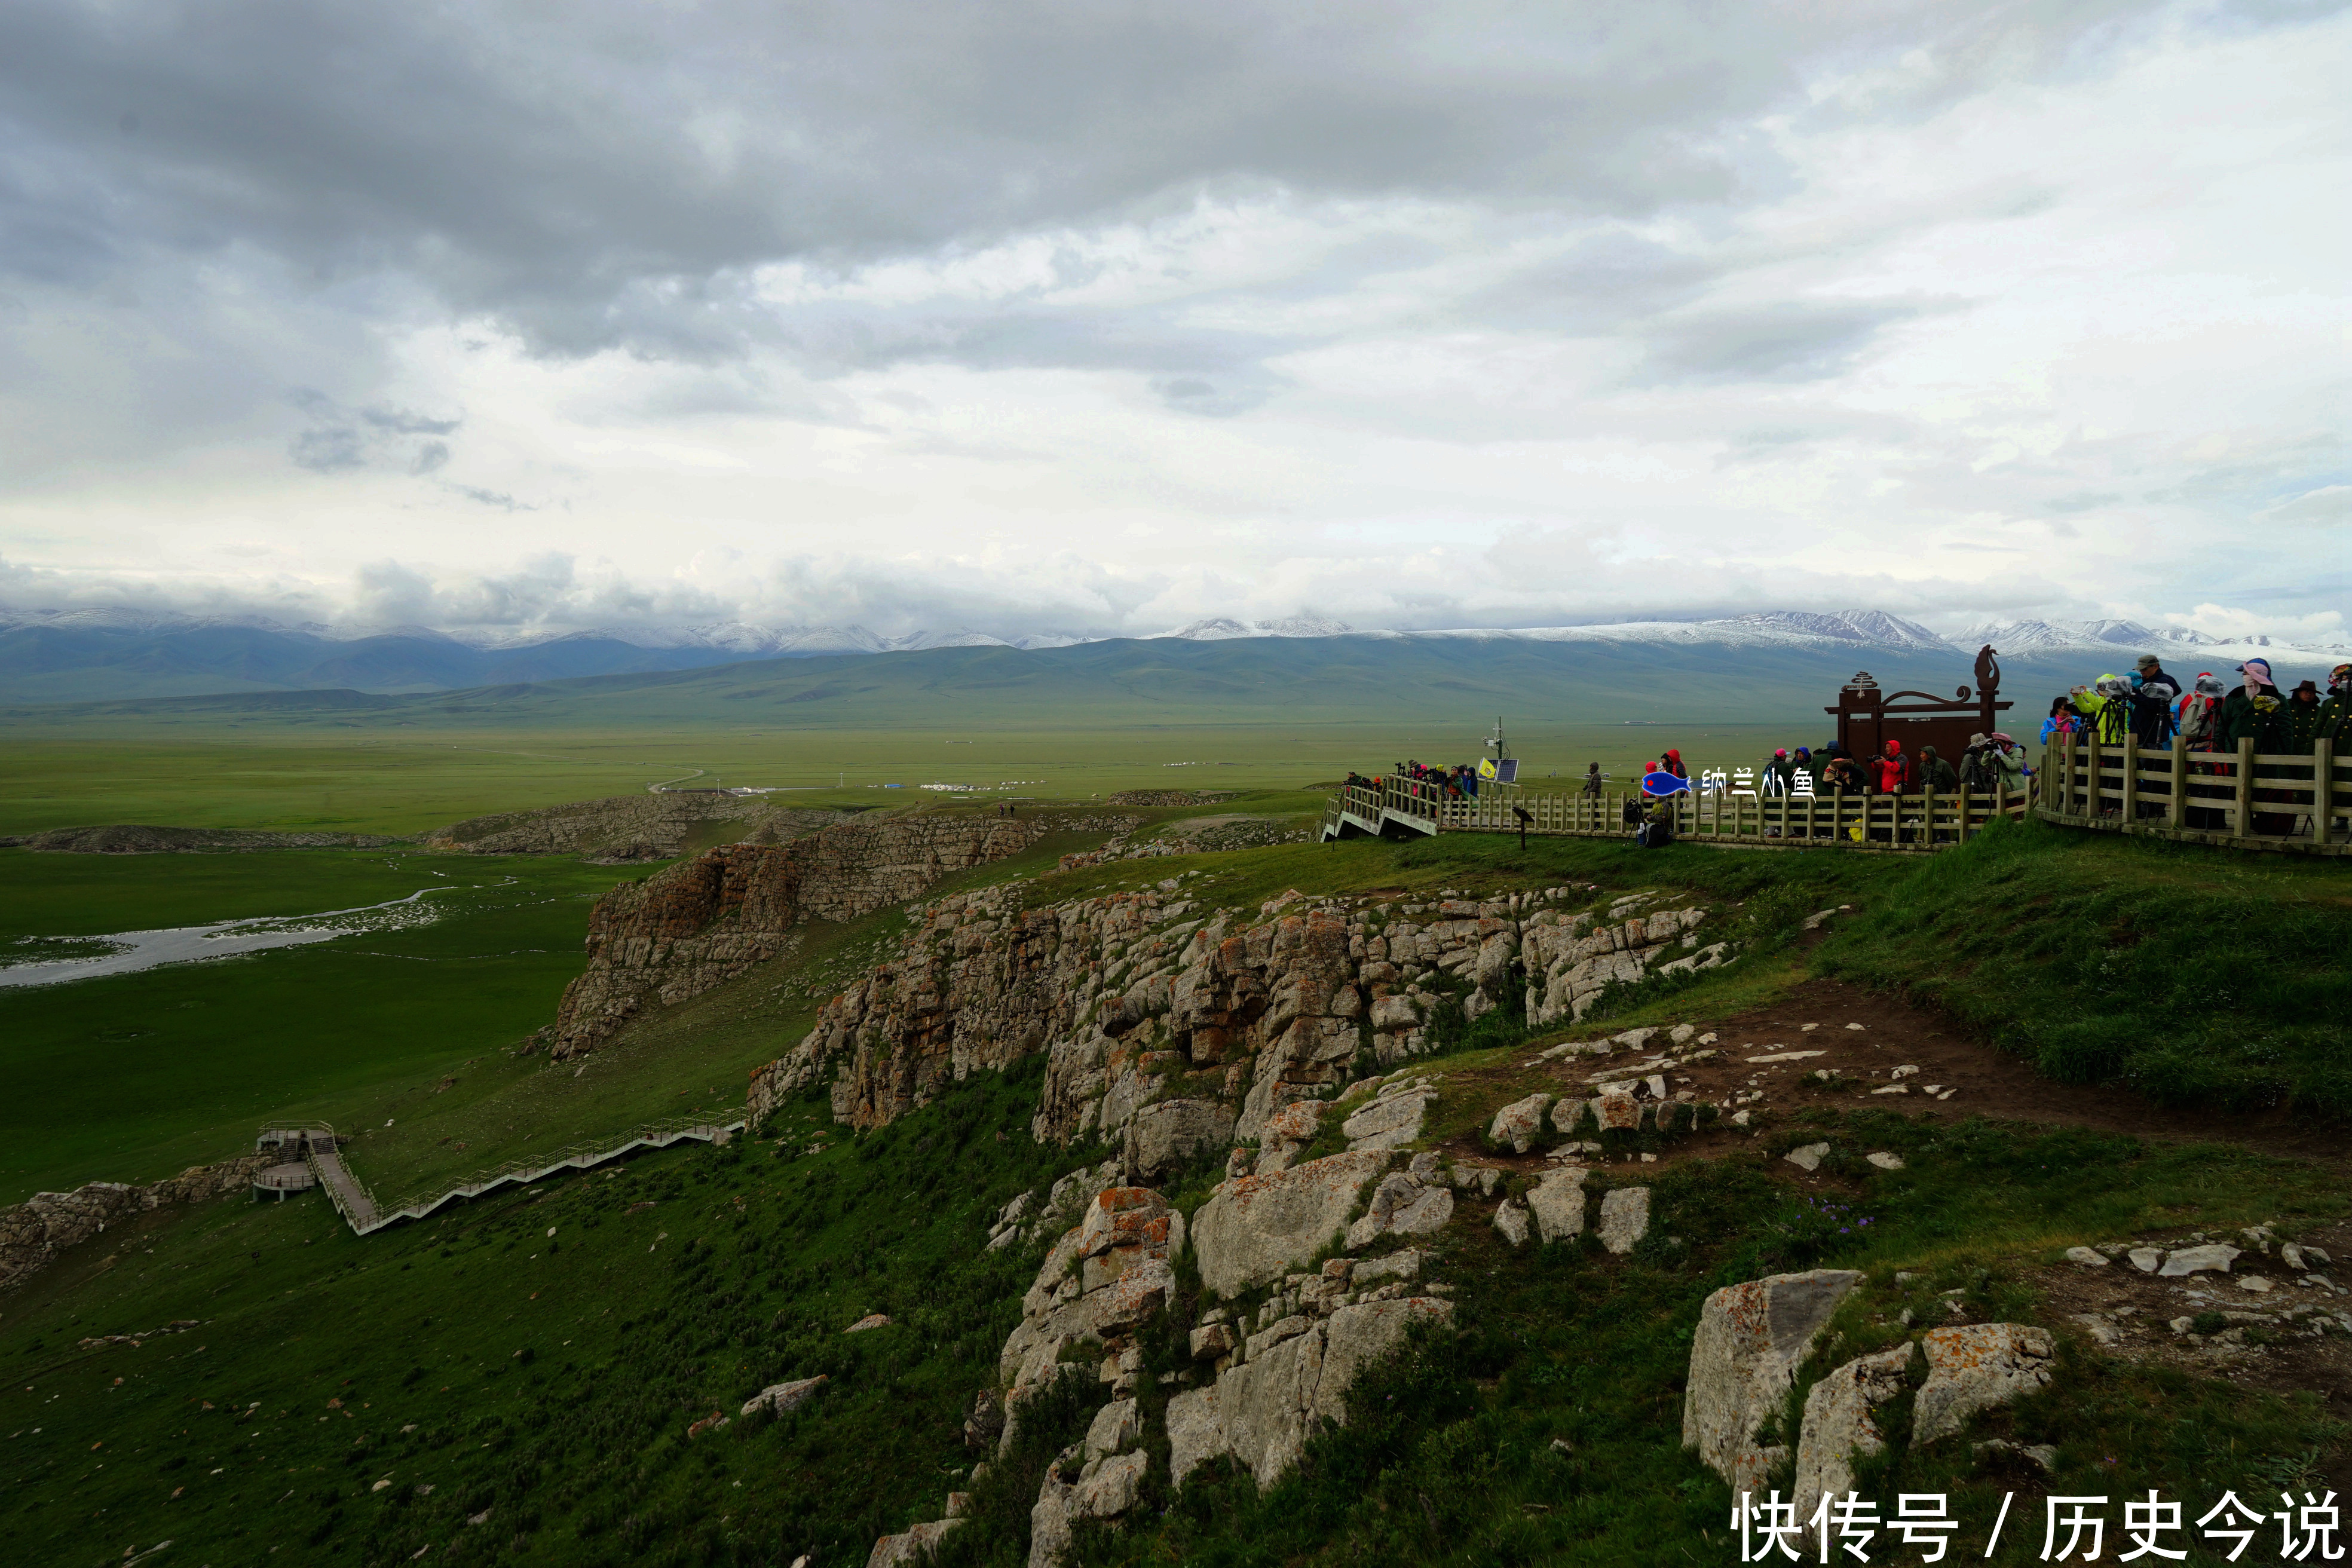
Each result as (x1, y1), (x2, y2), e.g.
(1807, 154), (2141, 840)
(1159, 616), (1356, 641)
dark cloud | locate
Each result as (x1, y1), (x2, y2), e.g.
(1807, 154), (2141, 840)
(0, 0), (2179, 356)
(284, 388), (463, 476)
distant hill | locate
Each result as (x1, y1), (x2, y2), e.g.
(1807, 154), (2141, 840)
(0, 605), (2338, 708)
(0, 634), (2129, 735)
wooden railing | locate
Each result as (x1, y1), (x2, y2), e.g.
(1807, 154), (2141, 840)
(2037, 734), (2347, 855)
(1324, 772), (2030, 850)
(259, 1114), (746, 1235)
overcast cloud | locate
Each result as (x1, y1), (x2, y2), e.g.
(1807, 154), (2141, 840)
(0, 0), (2343, 642)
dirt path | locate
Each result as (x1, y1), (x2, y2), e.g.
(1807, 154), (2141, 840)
(1437, 971), (2346, 1176)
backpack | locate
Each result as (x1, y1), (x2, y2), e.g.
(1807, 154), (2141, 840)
(1958, 748), (1995, 792)
(2178, 696), (2219, 747)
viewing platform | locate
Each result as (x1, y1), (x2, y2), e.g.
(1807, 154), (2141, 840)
(2036, 733), (2347, 855)
(1321, 771), (2030, 852)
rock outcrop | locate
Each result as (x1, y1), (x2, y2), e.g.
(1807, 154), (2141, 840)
(1166, 1296), (1454, 1488)
(551, 812), (1055, 1058)
(1190, 1153), (1389, 1296)
(1682, 1269), (1866, 1493)
(1, 1154), (276, 1294)
(1524, 904), (1711, 1026)
(748, 883), (1714, 1152)
(426, 795), (847, 862)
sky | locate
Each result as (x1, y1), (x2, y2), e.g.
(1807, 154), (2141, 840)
(0, 0), (2344, 642)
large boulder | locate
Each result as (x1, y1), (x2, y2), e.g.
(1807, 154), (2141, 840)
(869, 1520), (962, 1568)
(1342, 1088), (1435, 1152)
(1912, 1324), (2054, 1445)
(1123, 1099), (1237, 1182)
(1191, 1152), (1390, 1297)
(1524, 1168), (1587, 1244)
(1792, 1345), (1914, 1521)
(1488, 1092), (1552, 1153)
(1167, 1297), (1454, 1490)
(1345, 1172), (1454, 1250)
(1596, 1187), (1650, 1255)
(1682, 1270), (1866, 1493)
(740, 1375), (827, 1418)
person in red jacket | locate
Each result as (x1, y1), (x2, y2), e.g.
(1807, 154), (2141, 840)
(1873, 739), (1910, 794)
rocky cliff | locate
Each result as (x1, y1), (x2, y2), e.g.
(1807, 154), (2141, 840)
(0, 1154), (275, 1294)
(549, 812), (1111, 1059)
(748, 881), (1722, 1154)
(424, 794), (849, 862)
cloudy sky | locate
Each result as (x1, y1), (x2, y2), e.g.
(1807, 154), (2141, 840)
(0, 0), (2344, 641)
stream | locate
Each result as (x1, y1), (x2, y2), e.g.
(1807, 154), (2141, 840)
(0, 884), (480, 989)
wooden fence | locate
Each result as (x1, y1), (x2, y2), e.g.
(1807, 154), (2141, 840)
(1322, 772), (2029, 851)
(2036, 733), (2348, 855)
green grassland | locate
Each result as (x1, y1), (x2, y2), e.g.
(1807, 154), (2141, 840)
(0, 852), (630, 1205)
(1, 966), (2342, 1567)
(0, 723), (1800, 838)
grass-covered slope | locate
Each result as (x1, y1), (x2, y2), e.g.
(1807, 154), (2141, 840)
(5, 1057), (2343, 1568)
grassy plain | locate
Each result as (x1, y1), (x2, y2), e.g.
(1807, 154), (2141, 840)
(0, 852), (622, 1205)
(0, 723), (1805, 837)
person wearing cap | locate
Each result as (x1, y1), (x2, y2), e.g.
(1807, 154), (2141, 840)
(2128, 654), (2178, 748)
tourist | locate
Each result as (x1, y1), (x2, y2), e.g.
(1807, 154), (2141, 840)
(1872, 739), (1910, 795)
(1791, 746), (1817, 790)
(1661, 748), (1689, 782)
(2223, 659), (2292, 834)
(1581, 763), (1603, 797)
(1821, 751), (1867, 794)
(2284, 679), (2326, 754)
(1764, 748), (1796, 794)
(1959, 733), (1996, 792)
(2321, 665), (2352, 749)
(2175, 675), (2226, 751)
(1917, 745), (1959, 792)
(2082, 675), (2133, 744)
(2039, 697), (2079, 745)
(2129, 654), (2179, 747)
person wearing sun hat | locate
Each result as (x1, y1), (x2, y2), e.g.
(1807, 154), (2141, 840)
(2222, 658), (2293, 834)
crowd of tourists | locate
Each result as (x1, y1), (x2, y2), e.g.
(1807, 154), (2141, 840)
(2035, 655), (2352, 757)
(1351, 657), (2350, 841)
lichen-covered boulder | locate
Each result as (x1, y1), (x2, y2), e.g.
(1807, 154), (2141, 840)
(1682, 1269), (1866, 1493)
(1123, 1099), (1236, 1182)
(1913, 1324), (2054, 1445)
(1597, 1187), (1650, 1254)
(1524, 1168), (1587, 1244)
(1342, 1088), (1435, 1152)
(1488, 1092), (1552, 1153)
(1190, 1152), (1390, 1297)
(1344, 1172), (1454, 1250)
(1792, 1345), (1914, 1521)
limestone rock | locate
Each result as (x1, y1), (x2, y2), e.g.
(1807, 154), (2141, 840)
(1597, 1187), (1650, 1255)
(1083, 1398), (1141, 1459)
(1783, 1143), (1830, 1173)
(1345, 1172), (1454, 1251)
(1866, 1152), (1905, 1172)
(2063, 1247), (2108, 1267)
(1682, 1270), (1867, 1493)
(1169, 1297), (1454, 1490)
(1123, 1099), (1237, 1182)
(1792, 1345), (1915, 1523)
(1191, 1152), (1389, 1297)
(1074, 1448), (1146, 1517)
(869, 1518), (963, 1568)
(1525, 1168), (1587, 1244)
(1493, 1198), (1531, 1247)
(2127, 1247), (2163, 1273)
(1913, 1324), (2055, 1445)
(846, 1313), (893, 1334)
(1489, 1092), (1552, 1154)
(1343, 1089), (1435, 1152)
(2158, 1244), (2240, 1278)
(741, 1375), (828, 1418)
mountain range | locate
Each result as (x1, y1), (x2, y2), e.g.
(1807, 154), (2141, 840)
(0, 605), (2338, 706)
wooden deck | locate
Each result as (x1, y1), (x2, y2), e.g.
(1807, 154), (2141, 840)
(1321, 773), (2030, 850)
(257, 1116), (746, 1236)
(2035, 733), (2348, 855)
